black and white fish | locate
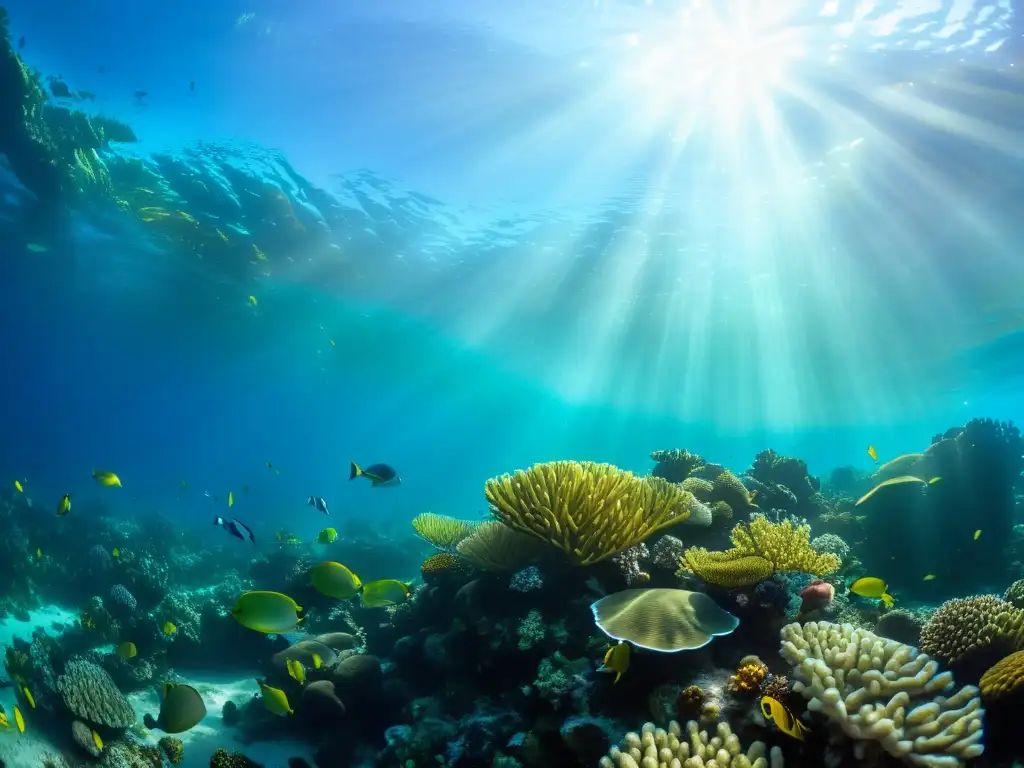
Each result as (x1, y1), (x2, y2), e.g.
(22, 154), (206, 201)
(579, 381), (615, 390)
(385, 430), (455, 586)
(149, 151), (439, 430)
(213, 516), (255, 544)
(349, 461), (401, 487)
(307, 496), (329, 516)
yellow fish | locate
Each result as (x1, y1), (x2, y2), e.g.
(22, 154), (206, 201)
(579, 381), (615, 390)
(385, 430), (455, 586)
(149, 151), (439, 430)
(974, 529), (982, 541)
(360, 579), (413, 608)
(57, 494), (71, 516)
(329, 338), (336, 347)
(13, 705), (24, 733)
(14, 480), (23, 493)
(35, 548), (41, 560)
(181, 480), (189, 489)
(92, 470), (122, 487)
(848, 576), (896, 609)
(112, 548), (120, 558)
(923, 574), (937, 581)
(761, 696), (809, 740)
(856, 475), (927, 506)
(21, 686), (35, 709)
(248, 295), (258, 307)
(228, 491), (234, 508)
(286, 658), (305, 684)
(232, 591), (303, 634)
(163, 621), (177, 637)
(117, 641), (137, 659)
(867, 445), (878, 462)
(928, 476), (942, 484)
(92, 729), (103, 751)
(258, 681), (293, 716)
(0, 712), (8, 728)
(602, 641), (630, 684)
(312, 653), (322, 669)
(317, 527), (338, 544)
(310, 562), (362, 600)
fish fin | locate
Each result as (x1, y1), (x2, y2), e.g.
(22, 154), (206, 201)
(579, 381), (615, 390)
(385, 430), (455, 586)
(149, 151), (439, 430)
(349, 461), (361, 480)
(613, 670), (622, 684)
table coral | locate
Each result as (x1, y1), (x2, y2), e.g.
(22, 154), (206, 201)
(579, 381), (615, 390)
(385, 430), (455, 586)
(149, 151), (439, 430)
(780, 621), (984, 767)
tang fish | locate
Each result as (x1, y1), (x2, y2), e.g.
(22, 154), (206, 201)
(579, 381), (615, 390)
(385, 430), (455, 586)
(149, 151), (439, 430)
(117, 642), (137, 659)
(214, 516), (255, 544)
(849, 576), (895, 609)
(14, 480), (23, 493)
(258, 680), (293, 716)
(92, 470), (122, 487)
(310, 562), (362, 600)
(760, 696), (809, 740)
(307, 496), (329, 516)
(286, 658), (305, 684)
(13, 705), (24, 733)
(349, 461), (401, 487)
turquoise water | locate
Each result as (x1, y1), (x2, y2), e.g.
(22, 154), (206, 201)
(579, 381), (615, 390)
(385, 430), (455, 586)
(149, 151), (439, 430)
(1, 2), (1023, 765)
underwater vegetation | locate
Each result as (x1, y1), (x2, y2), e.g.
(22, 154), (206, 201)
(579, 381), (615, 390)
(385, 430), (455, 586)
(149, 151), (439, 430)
(0, 417), (1017, 767)
(4, 8), (1024, 768)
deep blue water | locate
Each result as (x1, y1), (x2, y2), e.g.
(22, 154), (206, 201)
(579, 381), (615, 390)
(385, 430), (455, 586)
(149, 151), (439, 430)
(2, 0), (1023, 545)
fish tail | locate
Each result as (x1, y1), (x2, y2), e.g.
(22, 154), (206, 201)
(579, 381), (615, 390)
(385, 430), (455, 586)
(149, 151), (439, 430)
(349, 461), (362, 480)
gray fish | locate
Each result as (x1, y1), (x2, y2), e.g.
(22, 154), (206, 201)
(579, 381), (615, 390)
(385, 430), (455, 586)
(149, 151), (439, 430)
(143, 682), (207, 733)
(349, 461), (401, 487)
(307, 495), (329, 515)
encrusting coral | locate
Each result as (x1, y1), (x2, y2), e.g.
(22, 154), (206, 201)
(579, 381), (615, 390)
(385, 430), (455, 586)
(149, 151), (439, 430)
(485, 461), (695, 566)
(780, 621), (984, 767)
(600, 719), (784, 768)
(679, 515), (840, 588)
(56, 658), (136, 727)
(979, 650), (1024, 700)
(727, 655), (767, 694)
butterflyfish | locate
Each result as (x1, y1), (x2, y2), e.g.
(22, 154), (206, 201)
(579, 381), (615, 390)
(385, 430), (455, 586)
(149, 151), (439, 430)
(867, 445), (878, 462)
(601, 641), (630, 684)
(117, 641), (137, 659)
(232, 590), (303, 633)
(286, 658), (305, 684)
(360, 578), (413, 608)
(761, 696), (809, 740)
(310, 562), (362, 600)
(163, 621), (177, 636)
(57, 494), (71, 516)
(317, 527), (337, 544)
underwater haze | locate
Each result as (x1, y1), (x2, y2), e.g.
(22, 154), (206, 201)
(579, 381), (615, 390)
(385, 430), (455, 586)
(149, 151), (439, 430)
(1, 0), (1024, 766)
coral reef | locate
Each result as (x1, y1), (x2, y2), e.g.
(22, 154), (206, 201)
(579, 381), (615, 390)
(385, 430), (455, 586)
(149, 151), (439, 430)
(680, 515), (840, 587)
(600, 719), (783, 768)
(485, 461), (695, 565)
(781, 621), (984, 767)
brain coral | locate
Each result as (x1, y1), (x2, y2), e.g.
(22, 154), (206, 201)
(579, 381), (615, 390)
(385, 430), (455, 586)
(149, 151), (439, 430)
(919, 595), (1023, 665)
(781, 621), (984, 767)
(56, 658), (136, 727)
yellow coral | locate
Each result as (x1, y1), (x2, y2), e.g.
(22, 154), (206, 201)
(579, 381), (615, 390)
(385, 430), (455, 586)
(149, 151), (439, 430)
(919, 595), (1022, 665)
(485, 461), (694, 566)
(710, 500), (734, 523)
(728, 656), (768, 694)
(681, 476), (714, 501)
(712, 471), (756, 510)
(411, 513), (478, 551)
(420, 552), (464, 576)
(680, 514), (840, 588)
(679, 684), (704, 712)
(980, 651), (1024, 700)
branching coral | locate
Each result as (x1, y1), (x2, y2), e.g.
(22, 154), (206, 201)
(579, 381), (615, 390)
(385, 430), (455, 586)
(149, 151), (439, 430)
(601, 719), (783, 768)
(680, 515), (840, 588)
(485, 461), (694, 566)
(780, 621), (984, 767)
(411, 513), (478, 551)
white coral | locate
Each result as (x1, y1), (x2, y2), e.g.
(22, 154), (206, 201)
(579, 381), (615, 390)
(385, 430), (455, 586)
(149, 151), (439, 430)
(780, 621), (984, 768)
(600, 719), (783, 768)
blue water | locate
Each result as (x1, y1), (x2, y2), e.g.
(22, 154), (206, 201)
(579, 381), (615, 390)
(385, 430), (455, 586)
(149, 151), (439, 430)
(2, 0), (1023, 548)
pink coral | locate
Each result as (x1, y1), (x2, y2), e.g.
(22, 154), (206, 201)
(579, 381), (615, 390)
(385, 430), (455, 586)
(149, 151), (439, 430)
(799, 579), (835, 613)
